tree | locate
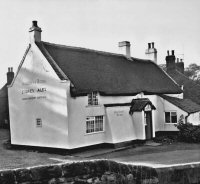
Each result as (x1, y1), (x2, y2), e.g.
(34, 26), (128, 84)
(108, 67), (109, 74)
(184, 63), (200, 84)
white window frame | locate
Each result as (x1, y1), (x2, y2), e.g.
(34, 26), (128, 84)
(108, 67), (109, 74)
(88, 92), (99, 106)
(86, 116), (104, 134)
(165, 111), (177, 124)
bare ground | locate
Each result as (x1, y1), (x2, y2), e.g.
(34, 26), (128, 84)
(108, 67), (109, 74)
(0, 129), (200, 170)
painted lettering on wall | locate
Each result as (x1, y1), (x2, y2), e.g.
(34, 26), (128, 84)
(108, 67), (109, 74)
(22, 79), (46, 86)
(21, 78), (47, 101)
(22, 88), (46, 94)
(114, 110), (124, 116)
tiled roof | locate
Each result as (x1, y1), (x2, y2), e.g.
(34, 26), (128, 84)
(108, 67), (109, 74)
(167, 70), (200, 105)
(36, 41), (182, 96)
(160, 95), (200, 114)
(129, 98), (156, 114)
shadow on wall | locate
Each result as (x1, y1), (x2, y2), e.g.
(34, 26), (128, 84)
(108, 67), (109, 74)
(8, 68), (70, 147)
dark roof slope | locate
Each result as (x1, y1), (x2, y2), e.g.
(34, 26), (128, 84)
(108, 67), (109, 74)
(0, 84), (7, 98)
(167, 70), (200, 105)
(36, 41), (182, 96)
(160, 95), (200, 113)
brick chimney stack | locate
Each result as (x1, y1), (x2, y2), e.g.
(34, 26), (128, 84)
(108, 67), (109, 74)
(29, 21), (42, 43)
(166, 50), (176, 72)
(176, 58), (184, 74)
(7, 67), (14, 85)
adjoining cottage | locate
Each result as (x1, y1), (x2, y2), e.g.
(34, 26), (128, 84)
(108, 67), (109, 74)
(8, 21), (200, 150)
(164, 50), (200, 105)
(0, 68), (14, 128)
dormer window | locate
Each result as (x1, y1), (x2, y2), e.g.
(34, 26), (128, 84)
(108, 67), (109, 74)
(88, 92), (98, 105)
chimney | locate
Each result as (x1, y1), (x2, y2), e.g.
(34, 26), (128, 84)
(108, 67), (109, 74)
(176, 59), (184, 74)
(29, 21), (42, 43)
(118, 41), (131, 58)
(7, 67), (14, 85)
(145, 42), (157, 64)
(166, 50), (176, 72)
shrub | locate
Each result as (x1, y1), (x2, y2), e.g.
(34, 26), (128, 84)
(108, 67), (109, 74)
(175, 115), (200, 143)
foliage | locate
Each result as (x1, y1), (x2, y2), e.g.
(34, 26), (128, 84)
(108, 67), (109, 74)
(175, 115), (200, 143)
(184, 63), (200, 84)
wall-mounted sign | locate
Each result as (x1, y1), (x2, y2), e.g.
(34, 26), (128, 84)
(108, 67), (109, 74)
(144, 104), (151, 111)
(114, 110), (124, 116)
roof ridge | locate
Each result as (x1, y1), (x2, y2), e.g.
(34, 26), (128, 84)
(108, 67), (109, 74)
(41, 41), (151, 63)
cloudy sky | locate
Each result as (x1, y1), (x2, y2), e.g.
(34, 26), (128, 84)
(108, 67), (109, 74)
(0, 0), (199, 86)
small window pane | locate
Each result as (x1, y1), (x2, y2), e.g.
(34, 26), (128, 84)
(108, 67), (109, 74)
(171, 112), (177, 123)
(165, 112), (170, 123)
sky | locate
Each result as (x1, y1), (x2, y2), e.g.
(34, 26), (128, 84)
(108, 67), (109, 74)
(0, 0), (200, 86)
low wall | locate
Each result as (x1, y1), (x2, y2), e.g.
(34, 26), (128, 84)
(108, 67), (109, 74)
(0, 160), (200, 184)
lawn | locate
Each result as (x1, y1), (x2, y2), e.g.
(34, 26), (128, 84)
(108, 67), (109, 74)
(0, 129), (200, 170)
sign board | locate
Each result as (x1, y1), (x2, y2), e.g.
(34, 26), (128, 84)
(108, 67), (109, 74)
(144, 104), (151, 111)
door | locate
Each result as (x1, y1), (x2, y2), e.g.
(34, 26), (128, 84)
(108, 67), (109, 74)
(144, 111), (153, 140)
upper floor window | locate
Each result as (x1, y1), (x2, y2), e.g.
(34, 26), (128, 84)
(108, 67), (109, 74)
(88, 92), (98, 105)
(165, 111), (177, 123)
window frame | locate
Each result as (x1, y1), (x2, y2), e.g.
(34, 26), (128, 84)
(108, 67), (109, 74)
(86, 116), (104, 134)
(165, 111), (177, 124)
(88, 92), (99, 106)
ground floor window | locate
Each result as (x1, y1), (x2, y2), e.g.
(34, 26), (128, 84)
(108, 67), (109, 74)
(86, 116), (104, 133)
(165, 111), (177, 123)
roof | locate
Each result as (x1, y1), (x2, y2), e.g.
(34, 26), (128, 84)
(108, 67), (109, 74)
(160, 95), (200, 114)
(0, 84), (8, 98)
(167, 70), (200, 105)
(129, 98), (156, 114)
(36, 41), (182, 96)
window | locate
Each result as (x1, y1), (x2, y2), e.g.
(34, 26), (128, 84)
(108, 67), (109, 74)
(165, 112), (177, 123)
(86, 116), (103, 134)
(88, 92), (98, 105)
(36, 118), (42, 127)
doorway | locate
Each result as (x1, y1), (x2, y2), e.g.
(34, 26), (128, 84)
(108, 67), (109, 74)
(144, 111), (153, 140)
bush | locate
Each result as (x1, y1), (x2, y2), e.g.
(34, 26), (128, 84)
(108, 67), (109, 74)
(175, 115), (200, 143)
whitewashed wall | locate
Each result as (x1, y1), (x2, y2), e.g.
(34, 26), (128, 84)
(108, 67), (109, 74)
(8, 43), (70, 149)
(156, 96), (187, 131)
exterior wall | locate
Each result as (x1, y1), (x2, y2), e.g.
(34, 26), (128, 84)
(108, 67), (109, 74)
(105, 106), (140, 143)
(67, 93), (156, 149)
(156, 96), (187, 132)
(8, 43), (69, 149)
(67, 92), (106, 149)
(188, 112), (200, 125)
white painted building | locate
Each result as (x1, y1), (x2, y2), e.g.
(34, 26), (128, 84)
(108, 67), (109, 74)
(8, 21), (200, 149)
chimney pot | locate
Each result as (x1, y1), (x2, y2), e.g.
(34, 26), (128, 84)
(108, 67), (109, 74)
(167, 50), (169, 56)
(32, 21), (38, 27)
(148, 43), (151, 49)
(152, 42), (154, 49)
(172, 50), (175, 56)
(177, 58), (179, 63)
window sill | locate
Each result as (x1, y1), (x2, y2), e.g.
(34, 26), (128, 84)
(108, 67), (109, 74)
(165, 123), (177, 124)
(85, 131), (105, 136)
(86, 105), (103, 108)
